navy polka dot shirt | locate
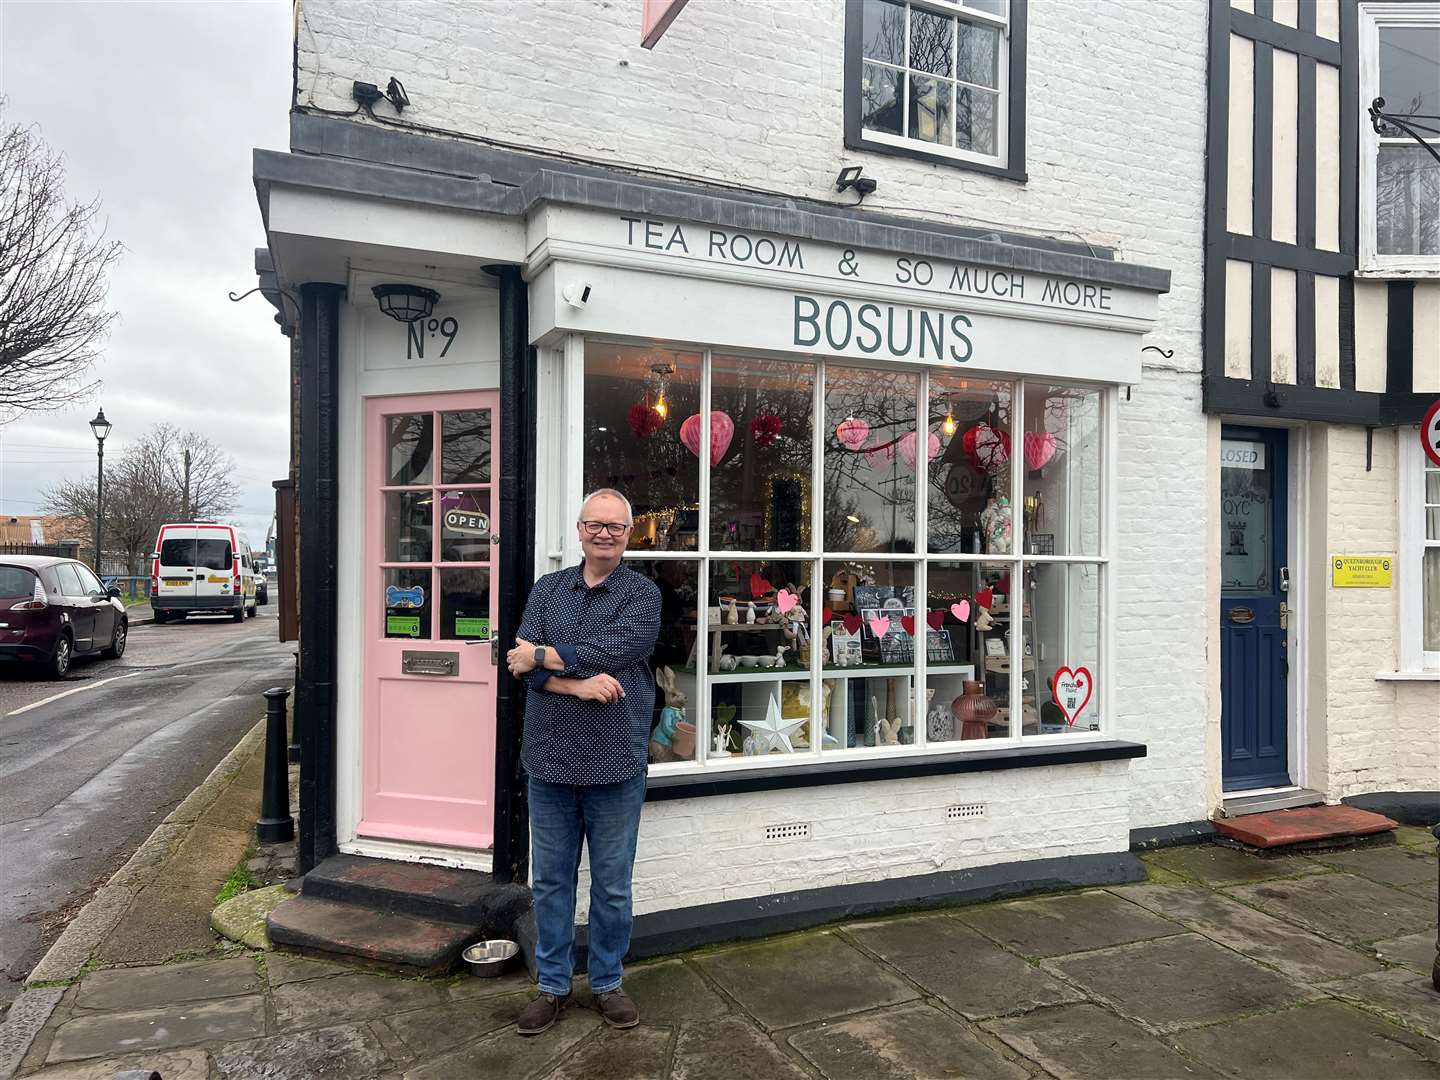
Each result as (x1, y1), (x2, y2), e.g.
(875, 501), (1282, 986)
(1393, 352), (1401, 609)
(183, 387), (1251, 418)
(518, 562), (662, 785)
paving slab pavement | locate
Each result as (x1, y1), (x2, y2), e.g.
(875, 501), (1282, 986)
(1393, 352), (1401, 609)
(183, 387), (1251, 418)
(213, 1020), (395, 1080)
(1227, 872), (1436, 944)
(1373, 931), (1440, 975)
(1143, 844), (1324, 886)
(983, 1002), (1225, 1080)
(1308, 844), (1439, 890)
(1327, 968), (1440, 1040)
(954, 888), (1184, 957)
(1043, 932), (1317, 1033)
(669, 1015), (809, 1080)
(1172, 1000), (1440, 1079)
(45, 996), (267, 1065)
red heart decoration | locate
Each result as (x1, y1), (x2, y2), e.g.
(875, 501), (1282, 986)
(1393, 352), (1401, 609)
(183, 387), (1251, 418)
(926, 610), (945, 630)
(900, 615), (916, 636)
(821, 607), (833, 626)
(841, 614), (863, 635)
(1051, 666), (1095, 726)
(749, 573), (773, 599)
(994, 573), (1010, 596)
(976, 587), (994, 610)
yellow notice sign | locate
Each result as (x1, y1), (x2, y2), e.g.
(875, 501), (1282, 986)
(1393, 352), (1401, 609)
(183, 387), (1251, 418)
(1331, 556), (1393, 588)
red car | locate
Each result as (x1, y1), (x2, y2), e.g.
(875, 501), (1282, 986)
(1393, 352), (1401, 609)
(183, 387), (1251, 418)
(0, 555), (128, 678)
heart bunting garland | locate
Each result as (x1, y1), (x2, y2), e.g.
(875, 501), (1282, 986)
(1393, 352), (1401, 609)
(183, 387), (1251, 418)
(900, 615), (916, 636)
(926, 610), (945, 630)
(866, 615), (891, 639)
(950, 600), (971, 623)
(841, 614), (864, 635)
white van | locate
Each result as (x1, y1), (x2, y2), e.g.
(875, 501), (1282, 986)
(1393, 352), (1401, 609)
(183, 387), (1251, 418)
(150, 523), (258, 623)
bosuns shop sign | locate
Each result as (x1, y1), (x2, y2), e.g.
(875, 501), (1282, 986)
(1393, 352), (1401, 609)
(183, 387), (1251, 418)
(793, 295), (973, 364)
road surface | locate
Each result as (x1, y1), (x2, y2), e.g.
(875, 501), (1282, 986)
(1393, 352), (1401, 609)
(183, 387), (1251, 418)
(0, 606), (294, 1001)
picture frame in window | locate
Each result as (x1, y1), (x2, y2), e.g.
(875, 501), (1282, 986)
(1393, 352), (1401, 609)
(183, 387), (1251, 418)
(926, 630), (955, 663)
(828, 623), (864, 667)
(878, 628), (915, 664)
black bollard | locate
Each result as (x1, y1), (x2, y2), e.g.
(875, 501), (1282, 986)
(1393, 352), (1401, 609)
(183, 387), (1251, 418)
(256, 687), (296, 843)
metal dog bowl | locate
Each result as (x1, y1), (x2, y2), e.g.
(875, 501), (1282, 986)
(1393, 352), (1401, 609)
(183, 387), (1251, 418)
(463, 939), (519, 978)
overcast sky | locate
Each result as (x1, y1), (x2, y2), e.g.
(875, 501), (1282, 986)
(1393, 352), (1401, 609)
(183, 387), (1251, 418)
(1, 1), (293, 553)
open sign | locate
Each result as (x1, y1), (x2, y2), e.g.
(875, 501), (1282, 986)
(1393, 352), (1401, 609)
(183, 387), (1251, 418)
(443, 508), (490, 536)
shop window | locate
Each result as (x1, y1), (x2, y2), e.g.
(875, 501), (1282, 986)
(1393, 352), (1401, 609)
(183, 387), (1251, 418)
(582, 343), (702, 551)
(576, 341), (1112, 771)
(844, 0), (1026, 180)
(1359, 4), (1440, 274)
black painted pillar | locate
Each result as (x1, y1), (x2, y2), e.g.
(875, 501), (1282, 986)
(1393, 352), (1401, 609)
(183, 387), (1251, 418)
(490, 265), (535, 885)
(296, 282), (344, 875)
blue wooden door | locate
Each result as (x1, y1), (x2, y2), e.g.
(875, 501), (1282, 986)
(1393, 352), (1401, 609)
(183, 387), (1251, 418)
(1220, 427), (1290, 791)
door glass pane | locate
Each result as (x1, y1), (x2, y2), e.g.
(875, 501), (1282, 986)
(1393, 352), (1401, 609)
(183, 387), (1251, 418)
(383, 568), (430, 639)
(1423, 548), (1440, 652)
(1027, 563), (1102, 736)
(824, 366), (918, 552)
(441, 409), (491, 483)
(928, 377), (1012, 554)
(439, 489), (491, 562)
(195, 540), (232, 570)
(925, 560), (1003, 742)
(385, 492), (433, 563)
(1220, 439), (1272, 591)
(583, 343), (703, 552)
(1023, 384), (1102, 557)
(438, 568), (490, 641)
(159, 538), (196, 566)
(386, 414), (433, 485)
(710, 354), (814, 551)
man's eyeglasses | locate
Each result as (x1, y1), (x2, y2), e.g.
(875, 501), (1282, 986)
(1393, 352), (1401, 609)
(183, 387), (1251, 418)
(579, 520), (631, 537)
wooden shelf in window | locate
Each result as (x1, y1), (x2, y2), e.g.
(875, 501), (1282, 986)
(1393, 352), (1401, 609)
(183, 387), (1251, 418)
(709, 669), (813, 684)
(821, 665), (916, 678)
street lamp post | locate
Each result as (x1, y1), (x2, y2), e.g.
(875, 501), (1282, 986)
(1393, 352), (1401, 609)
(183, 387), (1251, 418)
(89, 408), (112, 573)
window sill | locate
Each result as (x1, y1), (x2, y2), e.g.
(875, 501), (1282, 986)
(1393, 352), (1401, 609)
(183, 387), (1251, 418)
(843, 132), (1027, 184)
(645, 738), (1145, 801)
(1374, 670), (1440, 682)
(1354, 268), (1440, 280)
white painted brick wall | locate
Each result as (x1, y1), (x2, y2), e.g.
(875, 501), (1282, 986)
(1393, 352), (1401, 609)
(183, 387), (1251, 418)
(297, 1), (1217, 902)
(575, 760), (1133, 920)
(1323, 427), (1440, 798)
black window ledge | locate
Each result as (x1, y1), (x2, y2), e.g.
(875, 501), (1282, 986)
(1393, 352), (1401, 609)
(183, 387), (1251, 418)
(646, 739), (1145, 802)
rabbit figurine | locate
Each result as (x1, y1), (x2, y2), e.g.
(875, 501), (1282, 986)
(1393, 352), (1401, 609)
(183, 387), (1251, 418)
(650, 667), (691, 762)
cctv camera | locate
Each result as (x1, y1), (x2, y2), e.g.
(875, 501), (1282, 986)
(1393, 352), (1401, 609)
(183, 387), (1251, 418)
(562, 281), (594, 308)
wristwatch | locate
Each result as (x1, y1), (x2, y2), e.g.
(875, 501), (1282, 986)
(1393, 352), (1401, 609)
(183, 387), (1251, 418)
(533, 646), (548, 667)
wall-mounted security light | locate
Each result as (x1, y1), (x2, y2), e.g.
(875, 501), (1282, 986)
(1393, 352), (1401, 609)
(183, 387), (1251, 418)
(835, 166), (877, 202)
(352, 81), (384, 108)
(372, 283), (441, 323)
(562, 281), (594, 308)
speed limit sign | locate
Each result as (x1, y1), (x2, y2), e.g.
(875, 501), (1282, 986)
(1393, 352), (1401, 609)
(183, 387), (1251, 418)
(1424, 398), (1440, 468)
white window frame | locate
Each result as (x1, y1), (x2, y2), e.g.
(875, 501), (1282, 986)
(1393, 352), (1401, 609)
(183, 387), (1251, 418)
(853, 0), (1011, 171)
(1357, 2), (1440, 278)
(554, 335), (1117, 779)
(1398, 429), (1440, 672)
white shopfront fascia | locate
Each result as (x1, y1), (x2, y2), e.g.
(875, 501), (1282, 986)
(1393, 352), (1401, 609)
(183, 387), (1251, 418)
(523, 204), (1161, 777)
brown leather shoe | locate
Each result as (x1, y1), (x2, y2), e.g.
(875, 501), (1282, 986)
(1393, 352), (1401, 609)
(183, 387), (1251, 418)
(595, 988), (640, 1029)
(517, 991), (568, 1035)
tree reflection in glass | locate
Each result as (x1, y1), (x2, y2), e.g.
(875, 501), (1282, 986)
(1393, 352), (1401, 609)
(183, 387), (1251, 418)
(824, 366), (918, 553)
(710, 355), (813, 552)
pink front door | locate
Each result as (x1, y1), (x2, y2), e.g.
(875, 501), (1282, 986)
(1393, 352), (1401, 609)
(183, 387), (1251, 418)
(360, 391), (498, 850)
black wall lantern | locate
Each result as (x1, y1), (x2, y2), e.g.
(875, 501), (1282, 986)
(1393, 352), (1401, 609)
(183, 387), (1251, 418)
(372, 283), (441, 323)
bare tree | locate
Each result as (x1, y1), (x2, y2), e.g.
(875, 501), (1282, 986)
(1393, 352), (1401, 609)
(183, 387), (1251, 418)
(0, 102), (123, 421)
(42, 424), (240, 574)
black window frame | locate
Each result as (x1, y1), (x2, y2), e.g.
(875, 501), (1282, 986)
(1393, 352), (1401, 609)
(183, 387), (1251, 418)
(843, 0), (1028, 182)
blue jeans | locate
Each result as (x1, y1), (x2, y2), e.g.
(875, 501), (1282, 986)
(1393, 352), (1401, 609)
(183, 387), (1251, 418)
(528, 771), (646, 996)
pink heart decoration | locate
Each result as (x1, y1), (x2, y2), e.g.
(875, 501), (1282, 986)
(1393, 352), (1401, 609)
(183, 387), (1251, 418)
(1024, 430), (1057, 471)
(971, 424), (1010, 475)
(776, 589), (799, 614)
(926, 610), (945, 630)
(900, 615), (916, 636)
(836, 417), (870, 450)
(679, 411), (735, 466)
(1051, 666), (1094, 726)
(898, 431), (942, 469)
(950, 600), (971, 623)
(866, 615), (891, 639)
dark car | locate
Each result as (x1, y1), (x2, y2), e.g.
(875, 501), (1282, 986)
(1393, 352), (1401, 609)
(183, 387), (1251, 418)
(0, 556), (128, 678)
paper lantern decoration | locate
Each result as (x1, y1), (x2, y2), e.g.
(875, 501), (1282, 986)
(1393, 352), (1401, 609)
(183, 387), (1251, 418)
(1024, 430), (1058, 471)
(749, 414), (782, 447)
(899, 430), (942, 469)
(968, 423), (1010, 475)
(836, 417), (870, 450)
(627, 402), (663, 438)
(865, 441), (895, 465)
(679, 411), (735, 465)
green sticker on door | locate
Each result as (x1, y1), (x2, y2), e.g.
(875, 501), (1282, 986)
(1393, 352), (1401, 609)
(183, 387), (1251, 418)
(386, 615), (422, 638)
(455, 617), (490, 639)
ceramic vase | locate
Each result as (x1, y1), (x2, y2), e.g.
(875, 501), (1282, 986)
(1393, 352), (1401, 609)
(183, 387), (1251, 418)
(926, 704), (954, 742)
(951, 680), (997, 740)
